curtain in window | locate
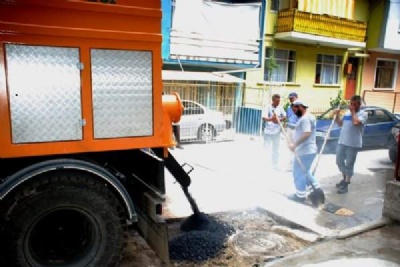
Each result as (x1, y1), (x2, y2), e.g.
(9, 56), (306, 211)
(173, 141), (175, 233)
(297, 0), (354, 19)
(321, 65), (334, 84)
(375, 60), (396, 89)
(272, 61), (288, 82)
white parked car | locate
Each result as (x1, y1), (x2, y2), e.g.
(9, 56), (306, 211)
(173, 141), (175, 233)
(179, 100), (229, 142)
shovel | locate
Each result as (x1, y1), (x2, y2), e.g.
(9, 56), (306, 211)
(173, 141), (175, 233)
(311, 104), (341, 176)
(273, 111), (325, 207)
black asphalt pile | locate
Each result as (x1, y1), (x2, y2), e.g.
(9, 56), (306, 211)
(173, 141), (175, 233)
(169, 214), (235, 262)
(180, 212), (210, 232)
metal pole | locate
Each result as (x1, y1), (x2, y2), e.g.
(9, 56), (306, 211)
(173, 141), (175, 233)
(396, 134), (400, 181)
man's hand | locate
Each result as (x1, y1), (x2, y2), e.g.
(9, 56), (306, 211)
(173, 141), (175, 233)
(271, 113), (278, 123)
(349, 105), (356, 114)
(289, 143), (295, 152)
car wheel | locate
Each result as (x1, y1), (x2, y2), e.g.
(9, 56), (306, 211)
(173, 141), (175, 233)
(225, 120), (232, 130)
(198, 124), (215, 143)
(389, 147), (397, 163)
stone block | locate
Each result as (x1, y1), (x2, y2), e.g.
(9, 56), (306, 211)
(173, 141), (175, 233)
(383, 181), (400, 221)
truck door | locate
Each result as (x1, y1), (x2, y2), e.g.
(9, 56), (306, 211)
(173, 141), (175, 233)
(5, 44), (83, 143)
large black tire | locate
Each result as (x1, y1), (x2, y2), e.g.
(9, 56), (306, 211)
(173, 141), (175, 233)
(389, 147), (397, 163)
(0, 170), (127, 267)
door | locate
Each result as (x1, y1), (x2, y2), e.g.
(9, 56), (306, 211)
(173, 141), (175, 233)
(5, 44), (83, 143)
(91, 49), (153, 139)
(345, 57), (358, 100)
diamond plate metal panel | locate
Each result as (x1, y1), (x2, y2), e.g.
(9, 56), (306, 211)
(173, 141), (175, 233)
(5, 44), (83, 143)
(91, 49), (153, 139)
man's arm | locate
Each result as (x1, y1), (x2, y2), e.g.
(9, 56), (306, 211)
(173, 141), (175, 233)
(262, 107), (273, 122)
(279, 106), (287, 122)
(351, 111), (363, 125)
(289, 119), (311, 151)
(334, 109), (343, 127)
(289, 131), (310, 151)
(350, 107), (365, 126)
(293, 131), (310, 146)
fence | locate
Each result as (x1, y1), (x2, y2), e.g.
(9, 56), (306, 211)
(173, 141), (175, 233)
(363, 90), (400, 113)
(180, 104), (264, 143)
(164, 80), (243, 142)
(165, 81), (333, 144)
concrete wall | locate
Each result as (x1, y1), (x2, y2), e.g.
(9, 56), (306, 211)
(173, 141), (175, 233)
(383, 181), (400, 222)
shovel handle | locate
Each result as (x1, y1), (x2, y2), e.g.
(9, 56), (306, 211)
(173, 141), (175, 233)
(311, 104), (341, 175)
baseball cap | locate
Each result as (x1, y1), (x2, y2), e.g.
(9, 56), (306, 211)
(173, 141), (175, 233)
(288, 92), (298, 98)
(292, 100), (308, 108)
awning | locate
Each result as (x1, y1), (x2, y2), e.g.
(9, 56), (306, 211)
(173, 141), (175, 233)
(162, 70), (244, 83)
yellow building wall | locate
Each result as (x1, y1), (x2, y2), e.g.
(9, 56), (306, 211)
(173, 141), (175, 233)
(264, 3), (277, 36)
(245, 42), (347, 112)
(297, 0), (355, 19)
(367, 1), (385, 49)
(354, 0), (369, 22)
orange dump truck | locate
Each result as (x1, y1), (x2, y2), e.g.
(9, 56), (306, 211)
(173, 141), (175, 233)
(0, 1), (192, 266)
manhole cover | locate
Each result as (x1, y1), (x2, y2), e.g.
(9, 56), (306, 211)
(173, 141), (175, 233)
(232, 230), (306, 257)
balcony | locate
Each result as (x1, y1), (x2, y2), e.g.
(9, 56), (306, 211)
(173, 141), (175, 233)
(275, 9), (367, 48)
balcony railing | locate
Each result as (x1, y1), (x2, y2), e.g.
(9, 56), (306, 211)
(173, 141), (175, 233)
(276, 9), (367, 42)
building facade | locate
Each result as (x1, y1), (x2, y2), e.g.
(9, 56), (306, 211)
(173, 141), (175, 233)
(245, 0), (369, 112)
(161, 0), (266, 112)
(361, 0), (400, 113)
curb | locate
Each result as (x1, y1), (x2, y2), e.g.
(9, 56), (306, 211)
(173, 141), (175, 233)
(336, 217), (392, 240)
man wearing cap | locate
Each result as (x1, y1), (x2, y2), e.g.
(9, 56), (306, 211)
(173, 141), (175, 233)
(286, 92), (299, 170)
(288, 100), (323, 202)
(287, 92), (299, 140)
(262, 94), (287, 170)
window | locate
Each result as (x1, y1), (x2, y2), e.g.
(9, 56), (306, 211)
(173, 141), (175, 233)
(270, 0), (279, 11)
(264, 48), (296, 82)
(315, 54), (342, 85)
(182, 101), (204, 116)
(373, 110), (391, 123)
(374, 59), (398, 90)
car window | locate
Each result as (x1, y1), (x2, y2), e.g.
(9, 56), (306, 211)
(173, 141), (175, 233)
(182, 101), (204, 116)
(369, 109), (392, 123)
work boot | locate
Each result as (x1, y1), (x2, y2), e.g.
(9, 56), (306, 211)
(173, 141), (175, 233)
(337, 182), (349, 194)
(336, 179), (347, 188)
(336, 174), (350, 188)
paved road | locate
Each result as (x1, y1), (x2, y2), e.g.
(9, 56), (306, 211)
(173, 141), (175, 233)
(163, 135), (400, 266)
(166, 134), (394, 233)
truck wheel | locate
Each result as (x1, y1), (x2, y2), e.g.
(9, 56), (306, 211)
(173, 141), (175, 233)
(198, 124), (215, 143)
(389, 147), (397, 163)
(0, 171), (127, 267)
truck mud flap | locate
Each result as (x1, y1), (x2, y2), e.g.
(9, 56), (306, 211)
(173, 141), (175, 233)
(119, 149), (170, 263)
(135, 192), (169, 264)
